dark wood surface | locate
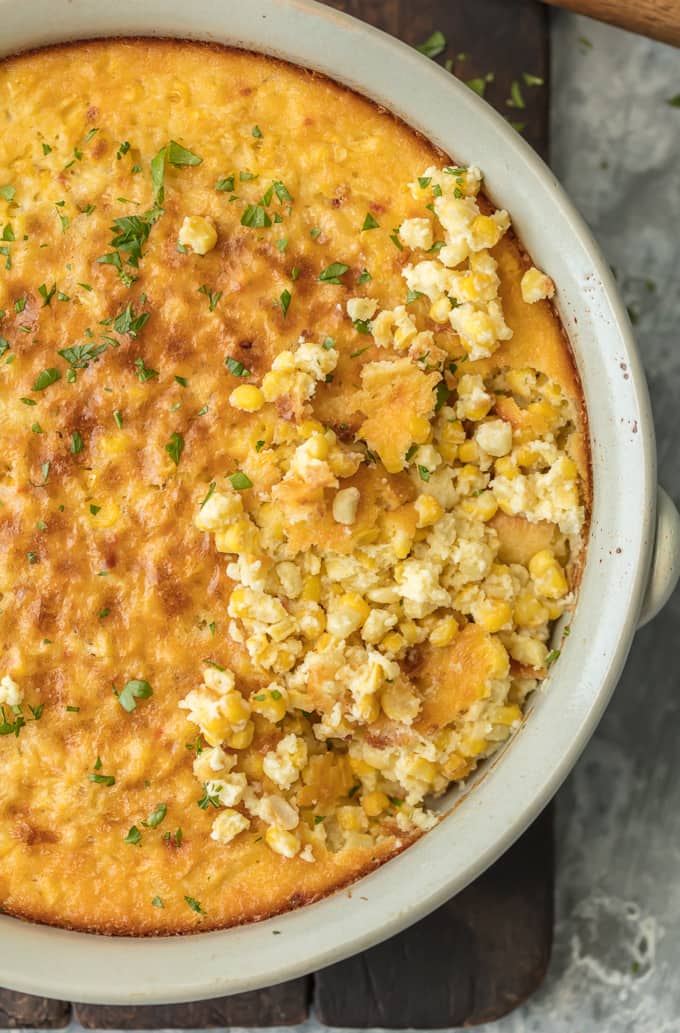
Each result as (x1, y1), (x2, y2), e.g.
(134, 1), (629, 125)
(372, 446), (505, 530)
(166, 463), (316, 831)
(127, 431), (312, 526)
(0, 0), (553, 1027)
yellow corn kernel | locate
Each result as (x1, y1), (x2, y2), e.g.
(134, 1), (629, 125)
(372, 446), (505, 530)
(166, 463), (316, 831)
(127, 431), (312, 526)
(261, 369), (290, 402)
(355, 694), (381, 723)
(398, 620), (421, 645)
(429, 296), (452, 323)
(414, 493), (444, 528)
(226, 721), (255, 750)
(494, 456), (519, 480)
(429, 615), (459, 647)
(250, 686), (287, 723)
(558, 456), (578, 481)
(305, 433), (329, 461)
(381, 631), (406, 655)
(329, 451), (361, 478)
(301, 574), (322, 603)
(470, 214), (503, 250)
(457, 464), (485, 495)
(528, 550), (568, 599)
(394, 321), (418, 351)
(275, 644), (300, 673)
(327, 593), (370, 638)
(474, 598), (513, 632)
(214, 518), (259, 555)
(442, 752), (471, 781)
(459, 735), (487, 758)
(507, 635), (547, 669)
(494, 704), (522, 726)
(407, 756), (437, 782)
(514, 591), (549, 628)
(350, 757), (374, 777)
(546, 600), (565, 621)
(505, 367), (536, 399)
(458, 439), (480, 464)
(337, 806), (369, 832)
(408, 414), (431, 445)
(460, 491), (498, 522)
(527, 399), (560, 434)
(229, 384), (265, 412)
(257, 500), (285, 540)
(298, 419), (325, 439)
(540, 380), (564, 405)
(265, 826), (301, 858)
(228, 587), (249, 617)
(222, 692), (251, 727)
(362, 791), (390, 817)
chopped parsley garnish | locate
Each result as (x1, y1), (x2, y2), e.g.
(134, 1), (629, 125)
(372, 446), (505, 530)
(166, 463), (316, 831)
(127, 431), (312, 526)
(507, 80), (526, 109)
(417, 465), (431, 482)
(15, 296), (26, 312)
(42, 142), (53, 155)
(252, 124), (263, 138)
(27, 551), (39, 565)
(31, 423), (42, 434)
(164, 432), (184, 466)
(32, 368), (61, 392)
(151, 140), (203, 205)
(319, 262), (349, 284)
(523, 72), (544, 87)
(89, 772), (115, 787)
(239, 170), (257, 181)
(70, 430), (84, 454)
(361, 212), (379, 231)
(113, 410), (123, 428)
(416, 29), (447, 58)
(322, 336), (336, 350)
(389, 228), (403, 250)
(151, 897), (164, 909)
(279, 289), (291, 317)
(58, 341), (108, 369)
(310, 227), (321, 239)
(229, 471), (253, 490)
(30, 461), (51, 488)
(113, 302), (149, 337)
(57, 210), (69, 233)
(350, 346), (370, 359)
(174, 375), (188, 388)
(143, 803), (167, 828)
(116, 678), (153, 713)
(197, 784), (221, 810)
(198, 284), (222, 311)
(215, 175), (235, 192)
(20, 397), (37, 406)
(98, 608), (110, 619)
(200, 481), (216, 509)
(357, 269), (372, 285)
(125, 825), (142, 845)
(0, 706), (25, 737)
(0, 185), (16, 202)
(184, 896), (205, 915)
(466, 77), (488, 97)
(434, 381), (450, 412)
(90, 504), (101, 515)
(545, 649), (561, 667)
(241, 204), (271, 229)
(225, 356), (250, 377)
(134, 357), (158, 382)
(352, 320), (371, 335)
(2, 224), (14, 241)
(66, 705), (80, 713)
(406, 289), (424, 304)
(418, 176), (432, 188)
(272, 180), (292, 203)
(276, 237), (288, 252)
(314, 815), (325, 824)
(255, 440), (265, 452)
(432, 183), (443, 197)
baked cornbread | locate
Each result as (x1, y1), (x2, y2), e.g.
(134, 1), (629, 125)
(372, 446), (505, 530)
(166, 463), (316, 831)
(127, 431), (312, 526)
(0, 39), (589, 934)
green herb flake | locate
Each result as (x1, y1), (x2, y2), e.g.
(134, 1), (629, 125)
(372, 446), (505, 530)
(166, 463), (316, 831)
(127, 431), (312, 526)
(319, 261), (349, 284)
(466, 77), (487, 97)
(273, 180), (292, 203)
(215, 175), (235, 191)
(164, 432), (184, 467)
(276, 237), (288, 252)
(20, 397), (37, 406)
(416, 30), (446, 59)
(89, 772), (115, 787)
(252, 124), (263, 138)
(229, 471), (253, 490)
(134, 357), (159, 382)
(98, 607), (110, 620)
(113, 410), (123, 429)
(125, 825), (142, 845)
(117, 678), (153, 713)
(417, 464), (431, 482)
(184, 896), (205, 915)
(406, 288), (424, 304)
(389, 228), (403, 250)
(32, 368), (61, 392)
(0, 185), (16, 202)
(434, 381), (450, 412)
(241, 203), (271, 229)
(255, 440), (265, 452)
(545, 649), (561, 667)
(31, 422), (43, 434)
(239, 170), (257, 181)
(279, 289), (291, 317)
(15, 296), (26, 313)
(200, 481), (217, 509)
(225, 356), (250, 377)
(361, 212), (379, 231)
(70, 430), (84, 454)
(310, 227), (321, 239)
(507, 80), (526, 109)
(113, 302), (149, 338)
(357, 268), (372, 285)
(42, 142), (53, 155)
(143, 802), (167, 828)
(198, 284), (223, 311)
(322, 336), (336, 350)
(66, 705), (80, 712)
(667, 94), (680, 108)
(523, 72), (544, 87)
(152, 896), (164, 908)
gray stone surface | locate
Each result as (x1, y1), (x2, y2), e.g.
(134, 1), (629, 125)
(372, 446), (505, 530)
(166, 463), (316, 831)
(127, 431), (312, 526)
(7, 10), (679, 1033)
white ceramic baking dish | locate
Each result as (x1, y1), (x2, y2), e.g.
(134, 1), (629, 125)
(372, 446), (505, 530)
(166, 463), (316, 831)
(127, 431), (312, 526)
(1, 0), (678, 1005)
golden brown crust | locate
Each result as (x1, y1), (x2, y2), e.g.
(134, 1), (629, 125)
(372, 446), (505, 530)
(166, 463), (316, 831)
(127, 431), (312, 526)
(0, 39), (589, 935)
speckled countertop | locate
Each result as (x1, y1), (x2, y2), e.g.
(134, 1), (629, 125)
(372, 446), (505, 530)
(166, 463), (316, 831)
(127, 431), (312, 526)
(26, 10), (680, 1033)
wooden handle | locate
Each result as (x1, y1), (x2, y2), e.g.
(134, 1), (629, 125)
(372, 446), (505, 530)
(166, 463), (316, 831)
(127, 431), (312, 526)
(540, 0), (680, 47)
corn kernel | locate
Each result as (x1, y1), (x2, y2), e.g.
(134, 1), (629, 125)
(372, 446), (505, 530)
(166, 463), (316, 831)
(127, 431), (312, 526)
(460, 491), (498, 522)
(250, 685), (287, 723)
(355, 693), (381, 723)
(381, 631), (406, 655)
(223, 692), (251, 726)
(178, 215), (218, 255)
(214, 517), (259, 555)
(429, 296), (452, 323)
(407, 756), (437, 782)
(225, 721), (255, 749)
(332, 486), (360, 525)
(442, 753), (471, 781)
(521, 266), (555, 304)
(505, 368), (536, 399)
(408, 414), (431, 445)
(494, 456), (519, 480)
(261, 369), (290, 402)
(414, 493), (444, 528)
(265, 826), (301, 858)
(300, 575), (322, 603)
(326, 593), (370, 638)
(229, 384), (265, 412)
(382, 682), (420, 723)
(507, 635), (547, 669)
(429, 615), (459, 647)
(459, 735), (487, 758)
(337, 805), (369, 832)
(470, 214), (503, 250)
(362, 791), (390, 817)
(350, 757), (374, 777)
(398, 620), (421, 645)
(528, 550), (568, 599)
(298, 419), (325, 439)
(493, 704), (522, 726)
(210, 808), (249, 844)
(514, 591), (549, 628)
(473, 598), (513, 632)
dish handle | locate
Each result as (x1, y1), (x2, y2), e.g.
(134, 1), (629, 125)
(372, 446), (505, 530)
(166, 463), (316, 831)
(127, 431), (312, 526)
(638, 486), (680, 627)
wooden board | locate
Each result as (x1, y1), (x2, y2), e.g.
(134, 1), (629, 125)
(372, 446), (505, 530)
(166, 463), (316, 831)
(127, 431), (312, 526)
(0, 0), (553, 1027)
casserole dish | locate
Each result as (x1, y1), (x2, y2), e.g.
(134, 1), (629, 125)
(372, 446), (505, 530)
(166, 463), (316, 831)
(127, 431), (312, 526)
(0, 0), (678, 1004)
